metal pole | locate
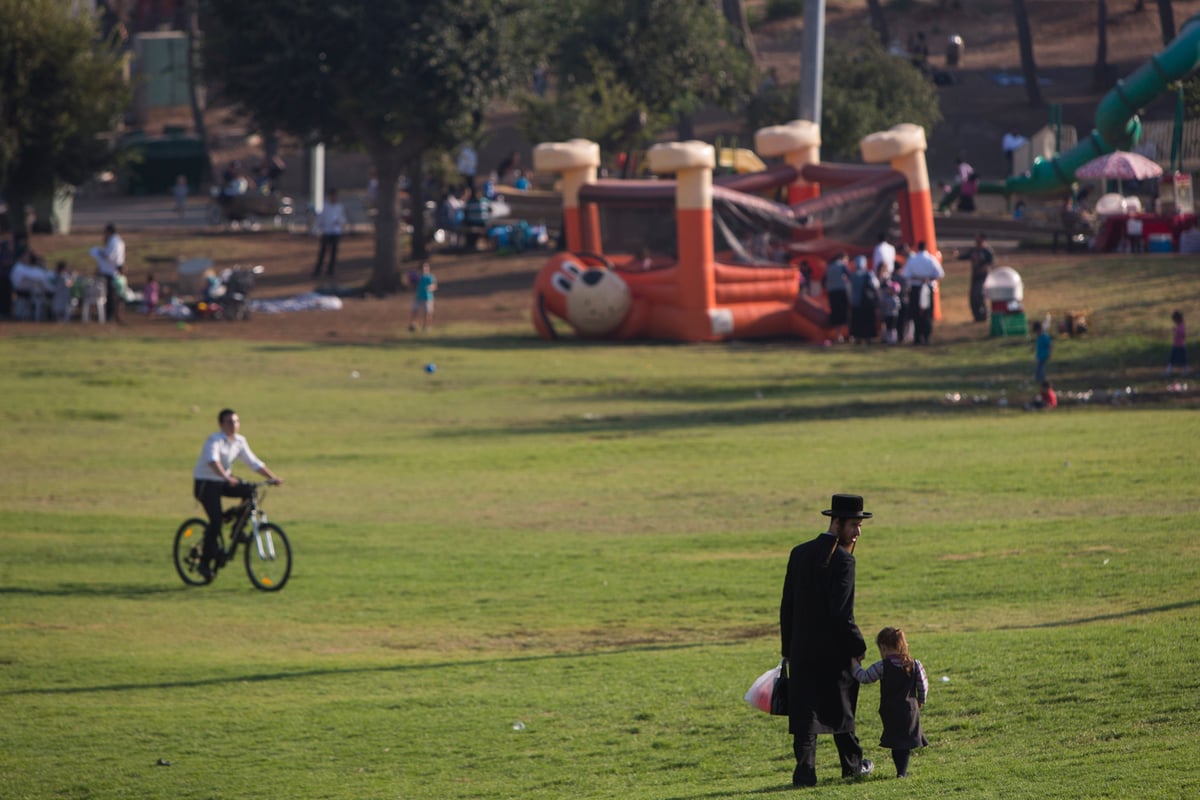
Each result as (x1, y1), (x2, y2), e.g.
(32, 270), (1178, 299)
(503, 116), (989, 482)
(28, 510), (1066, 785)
(311, 143), (325, 213)
(797, 0), (826, 123)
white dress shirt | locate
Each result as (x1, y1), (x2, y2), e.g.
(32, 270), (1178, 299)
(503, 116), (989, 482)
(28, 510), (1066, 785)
(89, 234), (125, 276)
(193, 432), (265, 481)
(872, 240), (896, 279)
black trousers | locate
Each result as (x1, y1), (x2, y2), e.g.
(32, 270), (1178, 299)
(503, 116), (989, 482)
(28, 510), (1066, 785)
(106, 273), (122, 322)
(314, 234), (341, 276)
(193, 479), (254, 566)
(909, 285), (933, 344)
(969, 277), (987, 322)
(792, 731), (864, 786)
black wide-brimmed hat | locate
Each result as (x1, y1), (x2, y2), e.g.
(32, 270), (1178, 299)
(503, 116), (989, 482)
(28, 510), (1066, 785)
(821, 494), (873, 519)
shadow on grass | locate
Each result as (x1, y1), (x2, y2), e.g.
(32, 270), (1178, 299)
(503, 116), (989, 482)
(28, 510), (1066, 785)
(0, 584), (178, 598)
(662, 784), (797, 799)
(997, 599), (1200, 630)
(2, 638), (750, 697)
(248, 332), (548, 353)
(434, 390), (1195, 437)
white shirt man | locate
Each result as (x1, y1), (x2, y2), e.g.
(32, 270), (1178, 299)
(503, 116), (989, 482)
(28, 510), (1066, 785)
(191, 409), (282, 581)
(87, 224), (126, 322)
(901, 242), (945, 345)
(314, 197), (347, 237)
(871, 235), (896, 280)
(901, 244), (945, 285)
(89, 224), (125, 277)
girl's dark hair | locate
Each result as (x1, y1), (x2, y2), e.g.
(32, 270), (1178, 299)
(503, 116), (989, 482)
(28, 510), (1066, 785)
(876, 627), (914, 673)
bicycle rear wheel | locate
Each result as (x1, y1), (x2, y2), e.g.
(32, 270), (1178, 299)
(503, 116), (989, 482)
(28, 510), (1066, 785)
(244, 522), (292, 591)
(174, 518), (217, 586)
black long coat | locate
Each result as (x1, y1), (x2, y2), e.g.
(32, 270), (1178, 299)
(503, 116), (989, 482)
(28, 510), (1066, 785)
(780, 533), (867, 735)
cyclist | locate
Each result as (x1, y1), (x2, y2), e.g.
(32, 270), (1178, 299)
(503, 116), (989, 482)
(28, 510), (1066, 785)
(192, 408), (283, 581)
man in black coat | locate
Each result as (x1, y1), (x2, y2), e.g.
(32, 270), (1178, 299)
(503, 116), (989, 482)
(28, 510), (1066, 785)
(780, 494), (874, 786)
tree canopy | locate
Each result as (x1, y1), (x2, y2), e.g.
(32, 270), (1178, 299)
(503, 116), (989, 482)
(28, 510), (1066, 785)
(750, 37), (942, 162)
(515, 0), (755, 165)
(203, 0), (535, 292)
(0, 0), (129, 234)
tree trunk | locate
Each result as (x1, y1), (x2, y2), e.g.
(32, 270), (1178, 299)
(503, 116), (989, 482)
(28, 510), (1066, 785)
(1012, 0), (1044, 107)
(677, 112), (695, 141)
(407, 158), (429, 262)
(3, 185), (29, 237)
(720, 0), (757, 61)
(1093, 0), (1109, 88)
(866, 0), (890, 48)
(365, 152), (404, 296)
(184, 0), (212, 185)
(1155, 0), (1175, 44)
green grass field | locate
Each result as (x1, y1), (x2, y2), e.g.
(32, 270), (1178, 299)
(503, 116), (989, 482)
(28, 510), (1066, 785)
(2, 256), (1199, 799)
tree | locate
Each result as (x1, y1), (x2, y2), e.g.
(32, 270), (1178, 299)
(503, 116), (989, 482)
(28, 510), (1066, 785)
(1154, 0), (1176, 44)
(1094, 0), (1110, 88)
(515, 0), (754, 169)
(0, 0), (130, 235)
(721, 0), (757, 61)
(203, 1), (535, 294)
(180, 0), (213, 184)
(748, 37), (942, 162)
(1011, 0), (1044, 106)
(866, 0), (890, 48)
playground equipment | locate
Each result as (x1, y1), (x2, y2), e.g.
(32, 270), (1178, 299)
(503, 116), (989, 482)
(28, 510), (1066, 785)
(530, 121), (939, 342)
(942, 12), (1200, 208)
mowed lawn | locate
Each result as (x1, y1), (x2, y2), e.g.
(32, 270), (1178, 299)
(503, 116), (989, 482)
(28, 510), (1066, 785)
(1, 255), (1198, 799)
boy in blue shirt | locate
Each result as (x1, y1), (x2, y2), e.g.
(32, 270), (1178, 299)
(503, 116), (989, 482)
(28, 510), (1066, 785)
(408, 261), (438, 332)
(1033, 320), (1052, 383)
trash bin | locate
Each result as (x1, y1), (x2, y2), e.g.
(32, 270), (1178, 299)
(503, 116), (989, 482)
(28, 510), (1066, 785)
(983, 266), (1027, 337)
(946, 35), (964, 67)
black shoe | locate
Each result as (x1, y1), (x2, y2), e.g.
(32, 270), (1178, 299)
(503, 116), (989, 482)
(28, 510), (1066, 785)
(198, 562), (214, 583)
(844, 759), (873, 780)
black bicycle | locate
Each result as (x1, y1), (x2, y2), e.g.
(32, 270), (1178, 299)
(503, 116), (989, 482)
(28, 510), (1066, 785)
(173, 481), (292, 591)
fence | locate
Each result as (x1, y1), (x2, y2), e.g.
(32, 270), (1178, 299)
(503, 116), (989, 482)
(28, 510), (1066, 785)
(1137, 119), (1200, 173)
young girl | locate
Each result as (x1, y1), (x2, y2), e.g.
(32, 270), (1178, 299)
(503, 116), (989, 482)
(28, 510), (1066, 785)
(143, 273), (160, 315)
(1166, 310), (1187, 377)
(851, 627), (930, 778)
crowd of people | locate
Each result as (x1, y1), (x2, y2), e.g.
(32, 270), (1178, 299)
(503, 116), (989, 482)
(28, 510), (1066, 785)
(0, 223), (157, 324)
(807, 233), (946, 346)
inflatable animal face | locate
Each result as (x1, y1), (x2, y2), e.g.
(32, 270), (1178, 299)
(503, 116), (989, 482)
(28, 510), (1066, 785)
(548, 258), (632, 335)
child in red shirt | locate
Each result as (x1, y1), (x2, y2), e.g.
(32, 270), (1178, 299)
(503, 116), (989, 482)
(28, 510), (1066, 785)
(1027, 380), (1057, 410)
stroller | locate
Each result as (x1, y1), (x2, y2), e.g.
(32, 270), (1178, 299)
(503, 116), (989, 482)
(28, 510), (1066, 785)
(191, 265), (263, 321)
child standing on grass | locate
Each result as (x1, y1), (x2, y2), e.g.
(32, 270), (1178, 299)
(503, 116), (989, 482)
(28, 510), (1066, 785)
(1033, 319), (1052, 383)
(851, 627), (929, 779)
(143, 273), (160, 315)
(407, 261), (438, 332)
(1165, 310), (1187, 377)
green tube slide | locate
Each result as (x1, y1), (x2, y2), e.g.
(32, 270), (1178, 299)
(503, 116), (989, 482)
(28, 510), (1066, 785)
(1004, 11), (1200, 196)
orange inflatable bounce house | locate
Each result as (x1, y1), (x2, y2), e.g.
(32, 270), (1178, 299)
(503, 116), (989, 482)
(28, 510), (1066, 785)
(531, 121), (940, 342)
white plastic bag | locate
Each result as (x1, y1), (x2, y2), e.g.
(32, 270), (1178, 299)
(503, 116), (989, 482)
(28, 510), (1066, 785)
(744, 664), (781, 713)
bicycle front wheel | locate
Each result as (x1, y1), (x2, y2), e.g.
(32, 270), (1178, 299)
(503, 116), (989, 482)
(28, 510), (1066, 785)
(244, 523), (292, 591)
(174, 518), (212, 586)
